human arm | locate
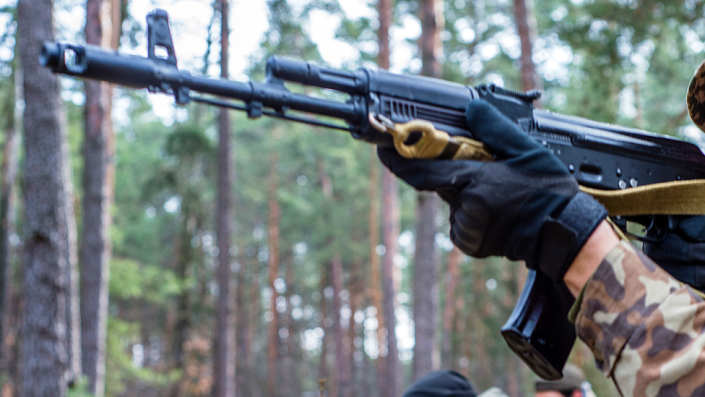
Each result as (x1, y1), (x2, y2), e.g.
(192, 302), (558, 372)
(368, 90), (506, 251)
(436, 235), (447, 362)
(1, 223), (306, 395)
(379, 99), (705, 396)
(569, 236), (705, 396)
(563, 220), (619, 297)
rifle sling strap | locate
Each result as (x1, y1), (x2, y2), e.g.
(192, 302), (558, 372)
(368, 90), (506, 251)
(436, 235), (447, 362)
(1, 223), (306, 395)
(580, 181), (705, 216)
(373, 117), (705, 216)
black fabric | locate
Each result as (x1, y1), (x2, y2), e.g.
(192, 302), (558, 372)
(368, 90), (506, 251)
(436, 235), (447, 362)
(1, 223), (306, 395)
(378, 100), (605, 281)
(679, 215), (705, 241)
(536, 192), (608, 283)
(402, 370), (477, 397)
(644, 216), (705, 292)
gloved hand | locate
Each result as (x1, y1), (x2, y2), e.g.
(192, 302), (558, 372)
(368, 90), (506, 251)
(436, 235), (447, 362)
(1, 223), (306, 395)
(378, 100), (608, 283)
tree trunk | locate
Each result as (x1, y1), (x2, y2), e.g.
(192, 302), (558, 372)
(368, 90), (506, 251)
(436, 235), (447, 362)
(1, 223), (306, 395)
(247, 254), (261, 397)
(414, 6), (444, 380)
(283, 258), (301, 397)
(514, 0), (539, 93)
(0, 45), (20, 379)
(419, 0), (444, 78)
(235, 259), (249, 397)
(171, 215), (196, 397)
(413, 1), (445, 369)
(505, 353), (520, 397)
(469, 261), (488, 387)
(412, 192), (438, 381)
(331, 255), (345, 397)
(378, 0), (399, 394)
(213, 1), (236, 396)
(378, 0), (392, 70)
(441, 247), (461, 368)
(347, 261), (361, 397)
(367, 147), (385, 397)
(318, 264), (329, 385)
(80, 0), (116, 394)
(267, 151), (280, 397)
(17, 0), (78, 394)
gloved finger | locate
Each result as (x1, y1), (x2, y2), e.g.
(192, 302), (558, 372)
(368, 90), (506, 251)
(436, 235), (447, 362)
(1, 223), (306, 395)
(377, 145), (482, 191)
(450, 219), (483, 257)
(466, 100), (569, 175)
(450, 206), (486, 253)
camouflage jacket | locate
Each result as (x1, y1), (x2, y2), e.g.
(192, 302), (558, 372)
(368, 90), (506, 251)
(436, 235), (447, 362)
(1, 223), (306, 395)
(572, 240), (705, 396)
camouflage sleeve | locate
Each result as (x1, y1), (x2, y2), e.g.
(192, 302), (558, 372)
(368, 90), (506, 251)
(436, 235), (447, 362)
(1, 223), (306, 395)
(573, 240), (705, 397)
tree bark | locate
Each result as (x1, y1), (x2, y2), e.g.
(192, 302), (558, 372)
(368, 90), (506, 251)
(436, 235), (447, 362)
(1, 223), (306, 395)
(347, 260), (361, 397)
(171, 215), (197, 397)
(80, 0), (116, 394)
(412, 192), (438, 380)
(247, 254), (261, 396)
(282, 258), (301, 397)
(367, 147), (385, 397)
(213, 1), (236, 396)
(412, 0), (445, 380)
(514, 0), (539, 93)
(469, 261), (488, 386)
(235, 260), (249, 397)
(378, 0), (392, 70)
(331, 255), (346, 397)
(0, 48), (20, 378)
(17, 0), (78, 394)
(378, 0), (400, 394)
(441, 247), (461, 368)
(380, 170), (399, 397)
(267, 151), (280, 397)
(419, 0), (444, 78)
(413, 1), (444, 379)
(318, 264), (329, 385)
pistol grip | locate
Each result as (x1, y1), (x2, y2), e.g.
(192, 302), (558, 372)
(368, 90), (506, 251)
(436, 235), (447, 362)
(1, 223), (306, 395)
(501, 270), (576, 380)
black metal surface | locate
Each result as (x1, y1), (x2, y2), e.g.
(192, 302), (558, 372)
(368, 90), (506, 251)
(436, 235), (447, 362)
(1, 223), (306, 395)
(500, 270), (577, 380)
(191, 95), (354, 132)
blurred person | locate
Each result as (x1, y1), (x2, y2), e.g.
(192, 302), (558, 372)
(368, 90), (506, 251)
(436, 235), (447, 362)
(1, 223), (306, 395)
(534, 364), (586, 397)
(402, 370), (478, 397)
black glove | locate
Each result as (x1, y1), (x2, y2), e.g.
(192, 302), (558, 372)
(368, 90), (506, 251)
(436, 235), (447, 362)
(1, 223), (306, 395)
(378, 100), (608, 283)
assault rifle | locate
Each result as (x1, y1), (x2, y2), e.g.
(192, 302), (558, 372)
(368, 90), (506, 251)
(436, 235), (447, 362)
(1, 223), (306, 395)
(40, 9), (705, 381)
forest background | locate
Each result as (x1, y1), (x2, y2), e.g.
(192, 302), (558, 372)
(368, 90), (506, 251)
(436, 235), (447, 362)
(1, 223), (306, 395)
(0, 0), (705, 396)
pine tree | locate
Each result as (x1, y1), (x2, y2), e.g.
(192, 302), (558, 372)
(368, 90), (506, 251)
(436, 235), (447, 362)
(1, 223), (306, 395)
(17, 0), (78, 394)
(412, 0), (444, 382)
(212, 0), (236, 395)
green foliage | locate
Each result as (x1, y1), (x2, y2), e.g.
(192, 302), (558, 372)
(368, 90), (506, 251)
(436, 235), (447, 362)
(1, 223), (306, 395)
(104, 316), (180, 396)
(67, 376), (94, 397)
(110, 257), (182, 302)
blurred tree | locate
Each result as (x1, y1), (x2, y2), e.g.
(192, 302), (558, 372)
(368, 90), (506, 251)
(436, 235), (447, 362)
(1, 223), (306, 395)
(17, 0), (79, 394)
(412, 0), (444, 382)
(0, 7), (19, 390)
(212, 0), (236, 396)
(367, 146), (384, 397)
(81, 0), (122, 394)
(441, 247), (461, 369)
(267, 143), (280, 396)
(377, 0), (401, 395)
(514, 0), (540, 92)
